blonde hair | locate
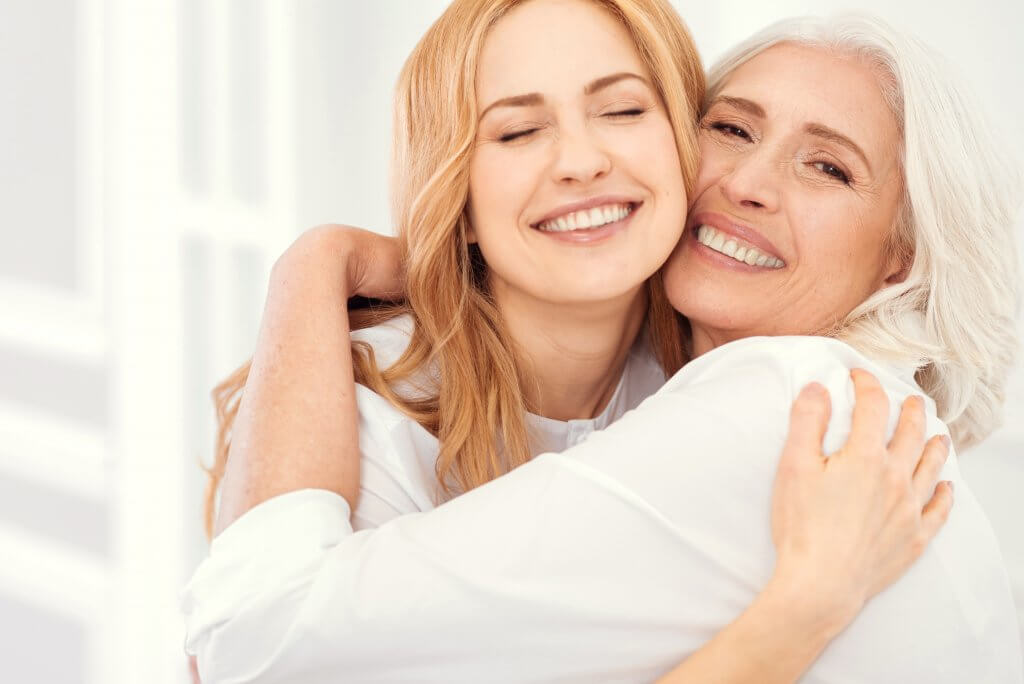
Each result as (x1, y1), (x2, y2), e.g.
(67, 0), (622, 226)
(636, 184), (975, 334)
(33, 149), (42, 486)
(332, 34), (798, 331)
(706, 14), (1021, 450)
(204, 0), (705, 536)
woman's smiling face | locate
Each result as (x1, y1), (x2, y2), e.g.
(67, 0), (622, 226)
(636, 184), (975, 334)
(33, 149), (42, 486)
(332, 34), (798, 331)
(664, 43), (906, 355)
(467, 0), (687, 307)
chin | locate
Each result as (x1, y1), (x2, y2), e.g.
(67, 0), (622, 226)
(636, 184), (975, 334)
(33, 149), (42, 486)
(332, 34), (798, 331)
(550, 284), (641, 307)
(666, 282), (753, 332)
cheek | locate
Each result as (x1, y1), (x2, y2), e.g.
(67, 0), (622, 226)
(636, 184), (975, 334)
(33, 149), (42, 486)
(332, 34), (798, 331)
(467, 150), (528, 235)
(794, 207), (889, 296)
(689, 140), (729, 207)
(661, 241), (688, 305)
(612, 114), (684, 191)
(645, 117), (684, 173)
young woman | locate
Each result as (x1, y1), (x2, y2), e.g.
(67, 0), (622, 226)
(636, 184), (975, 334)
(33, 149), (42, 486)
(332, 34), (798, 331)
(182, 4), (1017, 683)
(205, 0), (702, 539)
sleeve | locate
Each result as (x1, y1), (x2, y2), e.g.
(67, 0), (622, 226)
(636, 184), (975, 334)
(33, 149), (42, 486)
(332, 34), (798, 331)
(181, 490), (355, 681)
(181, 338), (1019, 683)
(180, 346), (798, 684)
(182, 455), (711, 684)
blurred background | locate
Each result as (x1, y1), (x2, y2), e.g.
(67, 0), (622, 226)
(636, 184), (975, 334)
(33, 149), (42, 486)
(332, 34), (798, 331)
(1, 1), (1021, 682)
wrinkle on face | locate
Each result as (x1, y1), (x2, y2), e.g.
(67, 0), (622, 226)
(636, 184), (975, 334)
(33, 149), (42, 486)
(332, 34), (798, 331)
(664, 43), (905, 354)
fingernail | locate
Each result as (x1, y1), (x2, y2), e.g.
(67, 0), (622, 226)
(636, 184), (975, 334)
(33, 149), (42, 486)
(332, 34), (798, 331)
(941, 435), (951, 450)
(946, 480), (954, 494)
(802, 382), (826, 399)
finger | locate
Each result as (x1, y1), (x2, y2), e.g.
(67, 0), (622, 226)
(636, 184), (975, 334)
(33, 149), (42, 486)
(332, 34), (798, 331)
(919, 480), (954, 543)
(912, 434), (951, 505)
(845, 368), (890, 457)
(779, 382), (832, 472)
(887, 395), (927, 474)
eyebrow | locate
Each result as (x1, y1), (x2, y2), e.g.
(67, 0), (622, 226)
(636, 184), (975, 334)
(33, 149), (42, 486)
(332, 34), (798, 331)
(804, 123), (872, 173)
(708, 95), (872, 173)
(708, 95), (765, 118)
(479, 72), (650, 120)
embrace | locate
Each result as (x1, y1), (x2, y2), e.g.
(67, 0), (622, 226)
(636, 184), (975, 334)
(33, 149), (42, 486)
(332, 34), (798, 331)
(183, 1), (1022, 682)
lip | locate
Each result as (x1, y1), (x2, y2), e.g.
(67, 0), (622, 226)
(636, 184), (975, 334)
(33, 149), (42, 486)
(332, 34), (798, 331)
(536, 209), (637, 244)
(688, 211), (784, 262)
(530, 195), (642, 228)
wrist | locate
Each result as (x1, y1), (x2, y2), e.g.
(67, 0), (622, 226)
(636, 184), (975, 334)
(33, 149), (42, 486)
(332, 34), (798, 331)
(761, 570), (861, 644)
(272, 225), (361, 297)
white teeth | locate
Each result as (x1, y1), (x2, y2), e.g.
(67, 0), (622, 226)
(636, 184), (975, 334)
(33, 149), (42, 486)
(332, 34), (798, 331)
(536, 203), (634, 232)
(694, 224), (784, 269)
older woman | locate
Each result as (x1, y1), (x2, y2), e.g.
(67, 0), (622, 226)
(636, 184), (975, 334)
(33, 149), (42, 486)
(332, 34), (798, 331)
(184, 10), (1020, 684)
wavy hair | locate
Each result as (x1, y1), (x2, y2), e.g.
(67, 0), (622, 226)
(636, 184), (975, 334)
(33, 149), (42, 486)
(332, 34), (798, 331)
(203, 0), (705, 536)
(705, 14), (1021, 450)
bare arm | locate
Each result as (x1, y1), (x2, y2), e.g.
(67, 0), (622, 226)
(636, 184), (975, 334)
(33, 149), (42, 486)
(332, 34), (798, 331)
(212, 226), (401, 536)
(655, 573), (847, 684)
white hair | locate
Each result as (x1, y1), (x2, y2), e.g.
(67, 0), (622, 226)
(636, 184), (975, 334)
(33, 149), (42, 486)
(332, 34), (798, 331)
(706, 14), (1022, 450)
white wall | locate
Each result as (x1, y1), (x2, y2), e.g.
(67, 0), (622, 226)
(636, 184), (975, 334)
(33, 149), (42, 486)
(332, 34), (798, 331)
(0, 2), (1019, 682)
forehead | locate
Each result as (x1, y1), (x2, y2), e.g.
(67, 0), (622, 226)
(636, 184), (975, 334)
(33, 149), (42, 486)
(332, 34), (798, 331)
(476, 0), (648, 101)
(719, 43), (899, 157)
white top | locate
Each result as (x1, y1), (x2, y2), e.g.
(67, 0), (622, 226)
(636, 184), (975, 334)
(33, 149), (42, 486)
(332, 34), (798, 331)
(347, 315), (668, 529)
(182, 335), (1023, 684)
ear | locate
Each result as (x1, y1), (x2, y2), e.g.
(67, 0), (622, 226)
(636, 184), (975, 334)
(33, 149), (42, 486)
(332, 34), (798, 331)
(882, 246), (913, 285)
(882, 220), (914, 285)
(884, 263), (910, 285)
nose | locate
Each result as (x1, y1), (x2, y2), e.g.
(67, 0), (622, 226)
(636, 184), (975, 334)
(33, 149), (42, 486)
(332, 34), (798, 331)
(718, 147), (780, 212)
(550, 125), (612, 185)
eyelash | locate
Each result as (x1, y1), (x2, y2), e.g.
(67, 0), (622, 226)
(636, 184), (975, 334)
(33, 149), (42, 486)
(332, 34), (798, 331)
(499, 128), (539, 143)
(498, 109), (646, 143)
(606, 107), (646, 118)
(811, 161), (850, 184)
(707, 120), (852, 185)
(708, 121), (751, 141)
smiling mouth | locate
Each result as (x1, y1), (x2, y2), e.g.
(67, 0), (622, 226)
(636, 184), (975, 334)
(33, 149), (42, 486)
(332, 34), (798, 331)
(694, 224), (785, 269)
(534, 202), (638, 233)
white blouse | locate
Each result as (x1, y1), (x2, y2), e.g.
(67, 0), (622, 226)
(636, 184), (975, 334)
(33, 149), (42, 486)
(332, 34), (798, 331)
(347, 315), (669, 530)
(182, 335), (1022, 684)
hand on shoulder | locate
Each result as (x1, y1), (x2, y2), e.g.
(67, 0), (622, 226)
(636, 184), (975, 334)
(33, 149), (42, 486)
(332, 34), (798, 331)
(769, 370), (953, 636)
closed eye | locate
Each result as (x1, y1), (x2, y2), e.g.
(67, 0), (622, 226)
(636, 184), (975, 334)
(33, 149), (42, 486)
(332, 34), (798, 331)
(499, 128), (540, 143)
(604, 108), (646, 118)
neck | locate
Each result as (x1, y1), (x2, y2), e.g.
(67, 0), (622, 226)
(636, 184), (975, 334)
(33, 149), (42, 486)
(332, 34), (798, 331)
(688, 324), (735, 359)
(493, 280), (648, 422)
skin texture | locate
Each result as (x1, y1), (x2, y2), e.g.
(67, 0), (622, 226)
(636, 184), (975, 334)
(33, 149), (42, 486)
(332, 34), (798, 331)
(466, 0), (688, 420)
(206, 10), (953, 684)
(664, 43), (906, 357)
(470, 0), (686, 305)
